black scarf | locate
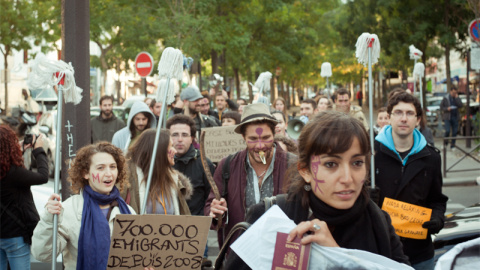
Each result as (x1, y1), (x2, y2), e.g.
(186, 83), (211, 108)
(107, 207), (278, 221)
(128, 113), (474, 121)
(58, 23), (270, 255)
(308, 190), (368, 226)
(309, 191), (394, 258)
(283, 190), (394, 259)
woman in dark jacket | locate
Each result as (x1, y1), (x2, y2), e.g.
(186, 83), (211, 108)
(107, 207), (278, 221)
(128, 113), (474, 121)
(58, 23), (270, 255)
(224, 111), (410, 269)
(0, 125), (48, 269)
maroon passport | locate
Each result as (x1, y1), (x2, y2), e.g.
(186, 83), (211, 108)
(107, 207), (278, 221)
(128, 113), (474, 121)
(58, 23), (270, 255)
(271, 232), (311, 270)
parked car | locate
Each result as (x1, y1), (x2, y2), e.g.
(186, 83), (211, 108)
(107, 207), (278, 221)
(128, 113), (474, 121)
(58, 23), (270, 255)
(122, 94), (156, 113)
(433, 203), (480, 262)
(90, 105), (128, 123)
(426, 97), (443, 122)
(30, 87), (57, 111)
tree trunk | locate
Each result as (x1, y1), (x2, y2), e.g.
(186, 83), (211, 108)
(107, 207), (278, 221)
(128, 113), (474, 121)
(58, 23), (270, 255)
(247, 67), (253, 103)
(271, 76), (276, 104)
(234, 67), (240, 100)
(100, 53), (108, 97)
(222, 48), (227, 90)
(2, 47), (9, 113)
(115, 64), (121, 100)
(291, 80), (295, 107)
(444, 0), (452, 92)
(211, 49), (219, 75)
(198, 59), (202, 92)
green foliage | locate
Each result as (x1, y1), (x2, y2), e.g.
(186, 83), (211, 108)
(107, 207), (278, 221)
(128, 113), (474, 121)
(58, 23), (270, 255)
(3, 0), (476, 98)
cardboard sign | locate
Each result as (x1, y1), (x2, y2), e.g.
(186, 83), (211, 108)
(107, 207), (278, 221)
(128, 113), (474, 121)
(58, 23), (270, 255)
(107, 215), (212, 269)
(381, 197), (432, 240)
(203, 125), (245, 162)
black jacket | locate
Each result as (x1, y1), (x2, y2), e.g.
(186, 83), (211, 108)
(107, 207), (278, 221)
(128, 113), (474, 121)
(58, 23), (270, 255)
(374, 140), (448, 264)
(173, 145), (215, 215)
(224, 193), (410, 269)
(0, 148), (49, 244)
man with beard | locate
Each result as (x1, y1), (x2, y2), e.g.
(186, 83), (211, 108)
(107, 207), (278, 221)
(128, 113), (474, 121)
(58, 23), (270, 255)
(112, 101), (156, 151)
(334, 88), (368, 130)
(211, 90), (239, 122)
(179, 86), (218, 140)
(205, 103), (297, 247)
(91, 95), (125, 143)
(199, 96), (221, 126)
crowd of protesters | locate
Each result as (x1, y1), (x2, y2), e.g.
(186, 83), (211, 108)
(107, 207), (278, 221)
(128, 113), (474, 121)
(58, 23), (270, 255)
(0, 84), (452, 270)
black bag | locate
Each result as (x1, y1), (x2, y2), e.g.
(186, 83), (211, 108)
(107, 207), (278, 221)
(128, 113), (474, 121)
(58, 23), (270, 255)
(214, 194), (288, 269)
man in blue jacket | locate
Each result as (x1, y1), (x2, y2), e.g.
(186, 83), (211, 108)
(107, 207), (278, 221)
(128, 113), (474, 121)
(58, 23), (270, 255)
(375, 92), (448, 270)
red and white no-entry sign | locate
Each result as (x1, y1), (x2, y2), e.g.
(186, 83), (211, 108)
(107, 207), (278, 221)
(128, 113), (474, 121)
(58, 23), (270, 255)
(135, 52), (154, 77)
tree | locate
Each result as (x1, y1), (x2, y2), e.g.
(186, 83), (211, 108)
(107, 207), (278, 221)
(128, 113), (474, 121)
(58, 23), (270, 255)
(0, 0), (60, 111)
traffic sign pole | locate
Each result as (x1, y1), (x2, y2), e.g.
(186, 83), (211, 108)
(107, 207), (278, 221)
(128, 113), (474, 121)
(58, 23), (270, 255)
(135, 52), (154, 97)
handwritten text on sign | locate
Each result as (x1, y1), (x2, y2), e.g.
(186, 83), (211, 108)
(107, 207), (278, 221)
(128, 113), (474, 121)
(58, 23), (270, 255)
(107, 215), (212, 269)
(203, 126), (245, 162)
(381, 197), (432, 240)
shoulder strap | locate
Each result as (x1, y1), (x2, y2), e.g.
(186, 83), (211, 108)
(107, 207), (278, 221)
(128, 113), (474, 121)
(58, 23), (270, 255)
(214, 221), (251, 269)
(221, 152), (239, 198)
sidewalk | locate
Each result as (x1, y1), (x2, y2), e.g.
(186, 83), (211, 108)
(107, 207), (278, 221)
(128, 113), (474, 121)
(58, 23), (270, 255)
(436, 136), (480, 186)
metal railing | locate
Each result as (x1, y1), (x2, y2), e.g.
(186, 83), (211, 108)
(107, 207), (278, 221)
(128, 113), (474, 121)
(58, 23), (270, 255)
(442, 136), (480, 177)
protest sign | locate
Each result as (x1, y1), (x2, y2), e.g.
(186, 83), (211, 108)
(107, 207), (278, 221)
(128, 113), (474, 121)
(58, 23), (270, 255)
(203, 125), (245, 162)
(381, 197), (432, 240)
(107, 215), (212, 269)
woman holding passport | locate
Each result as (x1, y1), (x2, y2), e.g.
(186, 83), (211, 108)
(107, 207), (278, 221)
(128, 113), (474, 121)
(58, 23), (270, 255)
(225, 111), (410, 268)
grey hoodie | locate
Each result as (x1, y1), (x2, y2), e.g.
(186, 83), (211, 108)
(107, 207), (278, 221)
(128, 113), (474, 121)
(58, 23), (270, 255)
(112, 101), (156, 151)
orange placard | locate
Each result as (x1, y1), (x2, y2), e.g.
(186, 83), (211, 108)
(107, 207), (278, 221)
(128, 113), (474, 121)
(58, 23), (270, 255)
(381, 197), (432, 240)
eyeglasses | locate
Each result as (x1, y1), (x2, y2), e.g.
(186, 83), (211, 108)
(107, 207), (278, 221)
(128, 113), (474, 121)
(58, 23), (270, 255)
(171, 133), (191, 138)
(391, 110), (417, 118)
(200, 104), (209, 107)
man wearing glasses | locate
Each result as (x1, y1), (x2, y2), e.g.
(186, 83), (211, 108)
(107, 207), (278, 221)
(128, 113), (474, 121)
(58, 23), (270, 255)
(166, 114), (215, 269)
(374, 92), (448, 270)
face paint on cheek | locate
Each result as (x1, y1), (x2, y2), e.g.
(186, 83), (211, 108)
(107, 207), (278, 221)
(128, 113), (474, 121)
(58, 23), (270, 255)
(168, 149), (175, 159)
(92, 173), (100, 183)
(310, 156), (325, 194)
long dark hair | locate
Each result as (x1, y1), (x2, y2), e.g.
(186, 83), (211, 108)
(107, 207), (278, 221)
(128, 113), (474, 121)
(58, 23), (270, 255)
(0, 125), (24, 178)
(285, 111), (370, 208)
(127, 129), (174, 212)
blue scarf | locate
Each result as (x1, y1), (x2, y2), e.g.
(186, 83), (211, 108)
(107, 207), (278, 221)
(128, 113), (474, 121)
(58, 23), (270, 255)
(77, 185), (131, 270)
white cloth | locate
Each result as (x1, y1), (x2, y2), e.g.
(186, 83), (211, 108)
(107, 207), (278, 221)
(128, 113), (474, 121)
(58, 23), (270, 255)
(435, 237), (480, 270)
(231, 205), (412, 270)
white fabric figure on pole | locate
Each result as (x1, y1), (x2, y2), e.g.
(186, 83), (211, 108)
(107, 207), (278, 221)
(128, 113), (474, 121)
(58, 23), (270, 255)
(321, 62), (332, 99)
(27, 53), (83, 105)
(27, 52), (83, 270)
(355, 32), (380, 189)
(142, 47), (183, 214)
(414, 62), (425, 107)
(355, 33), (380, 66)
(254, 71), (272, 97)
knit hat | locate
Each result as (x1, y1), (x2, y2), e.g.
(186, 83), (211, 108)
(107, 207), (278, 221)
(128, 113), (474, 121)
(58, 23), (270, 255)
(180, 86), (203, 102)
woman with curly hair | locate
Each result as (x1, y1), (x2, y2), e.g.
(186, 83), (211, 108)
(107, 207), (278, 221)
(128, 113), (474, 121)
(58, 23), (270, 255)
(31, 142), (135, 270)
(0, 125), (48, 270)
(122, 128), (192, 215)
